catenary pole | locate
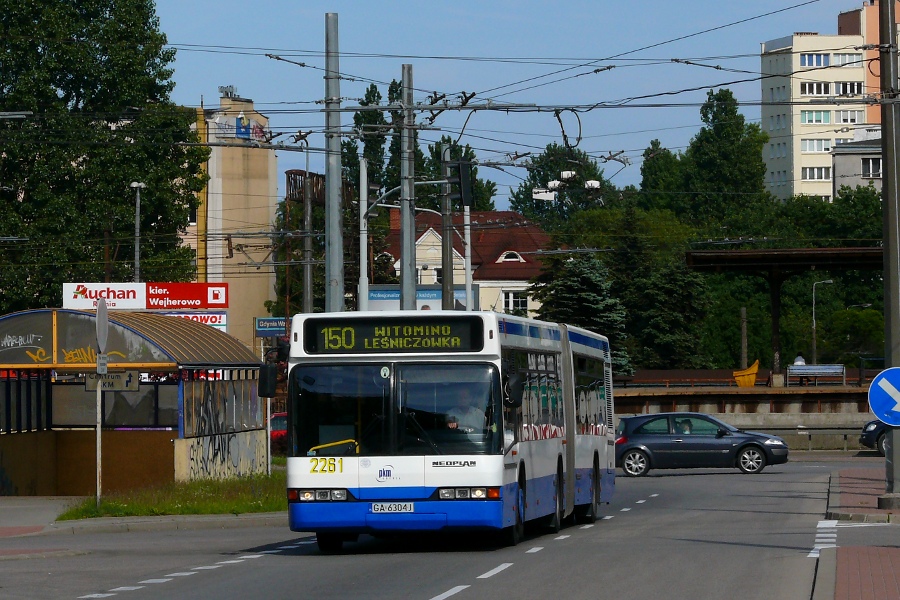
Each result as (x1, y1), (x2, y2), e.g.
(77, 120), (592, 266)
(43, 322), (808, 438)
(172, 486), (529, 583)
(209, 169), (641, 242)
(879, 0), (900, 505)
(441, 145), (454, 309)
(400, 64), (416, 310)
(324, 13), (344, 312)
(359, 158), (369, 311)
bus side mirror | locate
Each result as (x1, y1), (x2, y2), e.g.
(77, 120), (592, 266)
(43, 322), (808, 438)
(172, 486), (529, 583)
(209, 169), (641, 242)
(259, 364), (278, 398)
(504, 373), (524, 408)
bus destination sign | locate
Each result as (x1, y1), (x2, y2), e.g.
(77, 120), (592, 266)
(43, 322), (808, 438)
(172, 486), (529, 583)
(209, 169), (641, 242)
(303, 316), (484, 354)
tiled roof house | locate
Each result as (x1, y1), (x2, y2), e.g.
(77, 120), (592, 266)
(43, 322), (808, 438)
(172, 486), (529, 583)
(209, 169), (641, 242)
(382, 210), (551, 315)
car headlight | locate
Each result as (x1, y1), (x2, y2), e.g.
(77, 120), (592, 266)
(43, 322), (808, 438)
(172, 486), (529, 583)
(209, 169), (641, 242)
(865, 422), (878, 432)
(764, 438), (785, 446)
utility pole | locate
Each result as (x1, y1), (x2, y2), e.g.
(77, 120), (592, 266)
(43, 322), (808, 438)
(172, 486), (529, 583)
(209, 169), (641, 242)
(324, 13), (344, 312)
(359, 158), (370, 311)
(878, 0), (900, 507)
(400, 64), (416, 310)
(440, 145), (454, 309)
(302, 141), (313, 314)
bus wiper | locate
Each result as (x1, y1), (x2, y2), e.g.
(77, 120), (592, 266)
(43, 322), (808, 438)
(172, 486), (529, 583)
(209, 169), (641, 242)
(402, 409), (442, 455)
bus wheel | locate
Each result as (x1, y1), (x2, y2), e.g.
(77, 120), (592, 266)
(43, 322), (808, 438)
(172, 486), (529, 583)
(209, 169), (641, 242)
(575, 464), (599, 524)
(502, 478), (525, 546)
(546, 466), (564, 533)
(316, 532), (343, 554)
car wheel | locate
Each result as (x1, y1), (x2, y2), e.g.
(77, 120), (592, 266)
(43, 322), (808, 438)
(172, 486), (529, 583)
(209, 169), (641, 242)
(737, 446), (767, 474)
(546, 466), (564, 533)
(574, 462), (600, 524)
(502, 475), (525, 546)
(877, 432), (887, 457)
(316, 532), (343, 554)
(622, 449), (650, 477)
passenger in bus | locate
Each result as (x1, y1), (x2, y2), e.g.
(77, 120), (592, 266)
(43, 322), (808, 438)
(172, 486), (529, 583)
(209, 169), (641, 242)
(447, 387), (486, 432)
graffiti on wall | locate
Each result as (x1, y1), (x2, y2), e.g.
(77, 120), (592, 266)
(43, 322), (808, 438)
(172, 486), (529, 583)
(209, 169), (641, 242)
(186, 379), (266, 480)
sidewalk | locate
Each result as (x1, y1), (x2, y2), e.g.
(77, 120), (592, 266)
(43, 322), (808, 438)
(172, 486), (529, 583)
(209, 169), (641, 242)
(815, 466), (899, 600)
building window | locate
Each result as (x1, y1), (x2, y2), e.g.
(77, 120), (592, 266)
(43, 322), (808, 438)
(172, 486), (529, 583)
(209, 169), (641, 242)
(835, 81), (864, 96)
(834, 138), (853, 145)
(801, 139), (832, 153)
(836, 110), (864, 124)
(497, 251), (524, 263)
(862, 158), (882, 178)
(503, 291), (528, 315)
(800, 53), (830, 67)
(833, 53), (862, 67)
(801, 110), (831, 124)
(801, 167), (831, 181)
(434, 268), (443, 284)
(800, 82), (831, 96)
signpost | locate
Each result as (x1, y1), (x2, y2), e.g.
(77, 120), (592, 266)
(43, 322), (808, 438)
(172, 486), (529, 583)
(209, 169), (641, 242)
(868, 368), (900, 426)
(85, 371), (140, 392)
(95, 298), (108, 508)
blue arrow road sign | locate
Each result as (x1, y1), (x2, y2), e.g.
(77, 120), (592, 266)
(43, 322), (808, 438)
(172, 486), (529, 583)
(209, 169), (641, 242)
(868, 367), (900, 426)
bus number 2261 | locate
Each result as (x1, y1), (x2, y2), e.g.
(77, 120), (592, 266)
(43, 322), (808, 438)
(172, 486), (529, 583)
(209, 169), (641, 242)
(310, 457), (343, 473)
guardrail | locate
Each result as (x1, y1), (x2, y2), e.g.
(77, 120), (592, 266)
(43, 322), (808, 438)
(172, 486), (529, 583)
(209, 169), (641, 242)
(793, 427), (859, 451)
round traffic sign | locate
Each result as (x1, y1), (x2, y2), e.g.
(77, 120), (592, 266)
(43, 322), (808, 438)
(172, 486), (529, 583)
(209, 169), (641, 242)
(868, 367), (900, 426)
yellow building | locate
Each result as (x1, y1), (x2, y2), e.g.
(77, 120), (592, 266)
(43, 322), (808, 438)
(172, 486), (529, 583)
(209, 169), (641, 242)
(189, 86), (278, 353)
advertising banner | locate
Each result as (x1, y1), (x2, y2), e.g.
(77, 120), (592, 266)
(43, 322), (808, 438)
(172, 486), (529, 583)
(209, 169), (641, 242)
(63, 283), (229, 310)
(160, 311), (228, 332)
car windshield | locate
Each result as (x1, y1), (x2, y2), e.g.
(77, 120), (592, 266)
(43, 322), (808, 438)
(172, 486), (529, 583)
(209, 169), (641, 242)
(289, 362), (502, 457)
(270, 415), (287, 431)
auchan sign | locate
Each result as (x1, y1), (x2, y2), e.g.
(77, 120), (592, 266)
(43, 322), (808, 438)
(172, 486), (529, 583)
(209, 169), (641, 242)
(63, 283), (229, 310)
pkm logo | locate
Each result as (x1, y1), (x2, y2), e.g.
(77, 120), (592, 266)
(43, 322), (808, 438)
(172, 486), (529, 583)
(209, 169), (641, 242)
(376, 465), (396, 482)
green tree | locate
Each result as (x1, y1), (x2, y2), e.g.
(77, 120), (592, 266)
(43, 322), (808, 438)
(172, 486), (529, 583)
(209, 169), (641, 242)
(639, 140), (683, 213)
(421, 135), (497, 212)
(679, 89), (769, 231)
(509, 143), (617, 231)
(529, 255), (632, 374)
(0, 1), (207, 312)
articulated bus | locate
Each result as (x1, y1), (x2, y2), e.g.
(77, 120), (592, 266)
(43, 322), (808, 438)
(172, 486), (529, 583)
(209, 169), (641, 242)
(284, 311), (615, 552)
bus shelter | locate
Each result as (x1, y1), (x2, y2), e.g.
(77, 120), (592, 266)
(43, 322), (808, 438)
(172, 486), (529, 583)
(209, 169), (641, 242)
(0, 309), (267, 496)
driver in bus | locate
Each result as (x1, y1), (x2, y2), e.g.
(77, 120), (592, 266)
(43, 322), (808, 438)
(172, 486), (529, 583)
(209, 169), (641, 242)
(447, 386), (486, 432)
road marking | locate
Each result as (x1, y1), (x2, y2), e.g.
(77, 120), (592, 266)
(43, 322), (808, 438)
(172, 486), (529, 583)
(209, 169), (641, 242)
(478, 563), (513, 578)
(191, 565), (222, 570)
(636, 500), (646, 504)
(278, 545), (300, 549)
(78, 595), (115, 599)
(650, 494), (659, 497)
(138, 579), (171, 584)
(620, 507), (631, 512)
(554, 535), (570, 540)
(164, 572), (197, 577)
(602, 515), (614, 520)
(835, 522), (892, 528)
(239, 555), (265, 559)
(579, 524), (594, 529)
(526, 547), (543, 553)
(428, 586), (469, 600)
(216, 560), (245, 564)
(818, 520), (838, 528)
(110, 587), (144, 591)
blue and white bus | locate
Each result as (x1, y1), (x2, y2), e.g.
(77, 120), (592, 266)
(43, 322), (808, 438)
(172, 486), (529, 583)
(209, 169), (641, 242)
(284, 311), (615, 552)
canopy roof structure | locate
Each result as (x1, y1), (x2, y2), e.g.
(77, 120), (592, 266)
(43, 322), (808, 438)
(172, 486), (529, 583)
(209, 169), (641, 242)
(0, 309), (261, 371)
(686, 247), (883, 372)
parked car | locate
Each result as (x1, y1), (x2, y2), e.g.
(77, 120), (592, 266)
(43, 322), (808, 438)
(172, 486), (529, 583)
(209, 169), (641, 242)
(615, 412), (789, 476)
(860, 419), (889, 456)
(269, 413), (287, 448)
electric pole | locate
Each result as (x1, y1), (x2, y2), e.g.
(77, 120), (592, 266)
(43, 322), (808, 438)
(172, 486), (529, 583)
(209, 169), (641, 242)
(400, 64), (416, 310)
(324, 12), (344, 312)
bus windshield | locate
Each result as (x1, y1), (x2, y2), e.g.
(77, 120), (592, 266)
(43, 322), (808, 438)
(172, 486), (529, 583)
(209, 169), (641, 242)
(290, 363), (501, 457)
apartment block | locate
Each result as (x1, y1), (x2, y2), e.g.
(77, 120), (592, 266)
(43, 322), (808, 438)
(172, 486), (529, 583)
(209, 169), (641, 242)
(761, 1), (882, 201)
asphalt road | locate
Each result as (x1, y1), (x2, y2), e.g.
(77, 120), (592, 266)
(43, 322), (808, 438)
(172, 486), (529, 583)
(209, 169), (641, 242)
(0, 455), (893, 600)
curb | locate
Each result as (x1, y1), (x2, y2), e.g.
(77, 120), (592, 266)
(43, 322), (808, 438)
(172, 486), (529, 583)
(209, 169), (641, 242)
(40, 512), (288, 536)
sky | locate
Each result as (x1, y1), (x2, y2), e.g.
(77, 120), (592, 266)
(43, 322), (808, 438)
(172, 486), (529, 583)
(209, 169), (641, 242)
(154, 0), (860, 210)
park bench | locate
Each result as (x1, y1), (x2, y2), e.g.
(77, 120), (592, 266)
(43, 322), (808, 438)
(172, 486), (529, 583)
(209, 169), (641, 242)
(785, 364), (846, 387)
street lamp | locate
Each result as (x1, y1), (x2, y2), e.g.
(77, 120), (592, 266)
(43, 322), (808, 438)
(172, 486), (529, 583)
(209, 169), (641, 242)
(812, 279), (834, 364)
(130, 182), (146, 283)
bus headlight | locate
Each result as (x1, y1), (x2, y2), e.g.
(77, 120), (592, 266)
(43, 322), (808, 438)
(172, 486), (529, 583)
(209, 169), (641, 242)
(290, 489), (348, 502)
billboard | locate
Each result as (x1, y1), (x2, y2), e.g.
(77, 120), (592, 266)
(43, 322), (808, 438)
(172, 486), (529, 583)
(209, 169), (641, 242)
(63, 283), (229, 310)
(368, 285), (479, 311)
